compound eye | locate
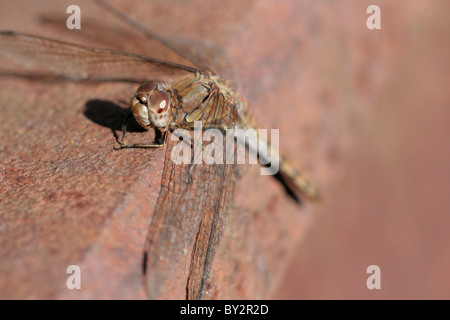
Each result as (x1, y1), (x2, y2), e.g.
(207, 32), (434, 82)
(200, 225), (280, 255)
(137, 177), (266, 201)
(149, 90), (170, 114)
(136, 94), (148, 105)
(136, 81), (157, 93)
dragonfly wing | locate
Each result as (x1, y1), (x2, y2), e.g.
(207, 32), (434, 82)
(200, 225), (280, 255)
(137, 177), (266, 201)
(143, 137), (236, 300)
(0, 31), (198, 82)
(94, 0), (256, 81)
(186, 162), (235, 300)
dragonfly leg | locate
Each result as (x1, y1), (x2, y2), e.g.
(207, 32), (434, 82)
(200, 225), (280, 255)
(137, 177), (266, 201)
(172, 130), (204, 184)
(188, 143), (206, 184)
(114, 130), (168, 149)
(114, 108), (170, 150)
(115, 108), (132, 147)
(187, 145), (205, 184)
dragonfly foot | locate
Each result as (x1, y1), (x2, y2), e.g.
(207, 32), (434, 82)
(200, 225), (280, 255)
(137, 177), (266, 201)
(187, 170), (193, 185)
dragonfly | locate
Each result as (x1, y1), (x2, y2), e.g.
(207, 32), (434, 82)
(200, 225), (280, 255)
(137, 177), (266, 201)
(0, 1), (321, 300)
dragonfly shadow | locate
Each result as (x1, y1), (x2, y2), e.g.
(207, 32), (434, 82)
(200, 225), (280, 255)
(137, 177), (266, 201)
(84, 99), (146, 138)
(272, 171), (303, 206)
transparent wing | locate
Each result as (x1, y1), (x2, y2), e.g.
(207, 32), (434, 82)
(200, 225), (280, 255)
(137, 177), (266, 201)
(186, 160), (236, 300)
(143, 138), (236, 300)
(94, 0), (255, 81)
(0, 30), (198, 82)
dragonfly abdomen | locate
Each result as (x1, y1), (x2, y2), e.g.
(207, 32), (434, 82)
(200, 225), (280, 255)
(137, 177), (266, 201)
(236, 98), (322, 202)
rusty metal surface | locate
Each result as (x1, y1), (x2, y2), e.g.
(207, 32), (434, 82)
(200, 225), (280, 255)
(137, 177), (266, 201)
(0, 0), (413, 299)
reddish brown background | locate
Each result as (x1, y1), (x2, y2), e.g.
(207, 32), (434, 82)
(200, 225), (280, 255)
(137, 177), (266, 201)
(0, 0), (449, 299)
(275, 0), (450, 299)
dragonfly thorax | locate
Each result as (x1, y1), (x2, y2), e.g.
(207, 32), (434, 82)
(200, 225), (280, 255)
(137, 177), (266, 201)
(131, 81), (172, 128)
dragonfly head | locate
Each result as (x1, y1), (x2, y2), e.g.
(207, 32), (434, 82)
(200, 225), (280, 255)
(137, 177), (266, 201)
(131, 81), (171, 128)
